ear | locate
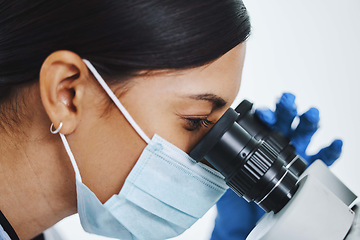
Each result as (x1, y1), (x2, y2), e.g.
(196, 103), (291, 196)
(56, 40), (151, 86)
(39, 50), (89, 135)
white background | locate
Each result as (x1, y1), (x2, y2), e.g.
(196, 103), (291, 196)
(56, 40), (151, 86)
(49, 0), (360, 239)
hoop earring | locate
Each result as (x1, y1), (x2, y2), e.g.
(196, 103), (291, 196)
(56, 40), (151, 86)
(50, 122), (63, 134)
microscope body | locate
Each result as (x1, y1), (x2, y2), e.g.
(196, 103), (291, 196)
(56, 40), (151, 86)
(247, 160), (358, 240)
(190, 99), (360, 240)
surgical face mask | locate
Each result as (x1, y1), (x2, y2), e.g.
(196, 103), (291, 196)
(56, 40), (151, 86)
(56, 59), (228, 240)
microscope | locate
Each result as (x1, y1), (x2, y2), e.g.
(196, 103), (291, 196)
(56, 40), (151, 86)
(190, 100), (360, 240)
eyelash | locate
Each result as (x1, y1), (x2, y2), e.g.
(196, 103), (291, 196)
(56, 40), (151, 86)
(185, 118), (214, 131)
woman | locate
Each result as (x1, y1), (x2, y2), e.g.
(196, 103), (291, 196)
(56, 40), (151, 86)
(0, 1), (250, 239)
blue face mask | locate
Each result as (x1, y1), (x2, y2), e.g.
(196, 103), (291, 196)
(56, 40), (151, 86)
(57, 60), (228, 240)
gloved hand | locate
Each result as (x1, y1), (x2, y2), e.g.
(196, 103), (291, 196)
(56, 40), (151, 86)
(211, 92), (343, 240)
(255, 92), (342, 166)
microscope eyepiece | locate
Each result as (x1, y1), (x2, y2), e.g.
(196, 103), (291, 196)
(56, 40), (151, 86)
(235, 100), (307, 176)
(190, 100), (306, 213)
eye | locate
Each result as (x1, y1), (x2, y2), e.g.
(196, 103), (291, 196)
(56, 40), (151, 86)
(184, 117), (214, 131)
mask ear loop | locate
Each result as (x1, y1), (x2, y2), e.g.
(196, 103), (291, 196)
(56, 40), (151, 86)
(50, 122), (82, 182)
(50, 60), (150, 183)
(59, 133), (82, 182)
(82, 59), (151, 144)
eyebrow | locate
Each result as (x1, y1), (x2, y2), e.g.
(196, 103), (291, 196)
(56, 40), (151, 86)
(186, 93), (227, 110)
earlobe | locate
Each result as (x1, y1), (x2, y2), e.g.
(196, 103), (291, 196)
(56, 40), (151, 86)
(39, 50), (88, 135)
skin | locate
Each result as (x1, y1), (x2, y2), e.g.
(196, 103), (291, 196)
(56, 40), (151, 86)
(0, 42), (246, 239)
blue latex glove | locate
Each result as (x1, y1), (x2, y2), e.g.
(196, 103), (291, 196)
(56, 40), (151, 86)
(255, 92), (343, 166)
(211, 92), (343, 240)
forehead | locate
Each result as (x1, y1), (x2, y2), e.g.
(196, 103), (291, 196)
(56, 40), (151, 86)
(172, 43), (246, 103)
(122, 43), (246, 107)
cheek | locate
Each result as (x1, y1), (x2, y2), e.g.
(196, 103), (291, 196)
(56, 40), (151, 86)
(72, 99), (147, 203)
(162, 128), (205, 154)
(118, 82), (197, 152)
(127, 105), (205, 154)
(145, 112), (203, 153)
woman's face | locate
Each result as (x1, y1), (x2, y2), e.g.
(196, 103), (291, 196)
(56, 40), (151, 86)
(120, 43), (247, 151)
(62, 43), (246, 202)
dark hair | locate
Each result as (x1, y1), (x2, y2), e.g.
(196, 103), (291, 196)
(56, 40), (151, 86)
(0, 0), (250, 102)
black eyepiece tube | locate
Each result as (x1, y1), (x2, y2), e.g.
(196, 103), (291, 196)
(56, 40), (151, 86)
(190, 102), (301, 213)
(235, 100), (307, 177)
